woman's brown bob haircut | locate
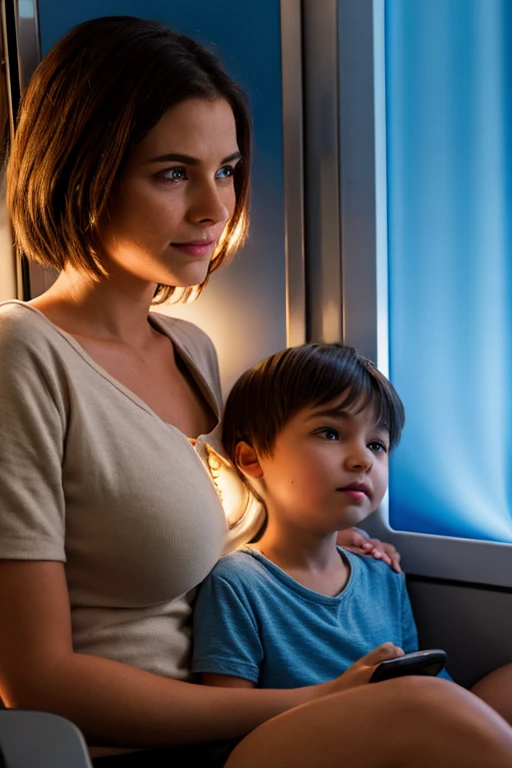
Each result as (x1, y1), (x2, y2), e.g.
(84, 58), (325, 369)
(6, 16), (252, 303)
(222, 343), (405, 465)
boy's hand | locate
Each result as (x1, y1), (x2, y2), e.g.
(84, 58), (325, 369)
(337, 529), (402, 573)
(317, 643), (404, 697)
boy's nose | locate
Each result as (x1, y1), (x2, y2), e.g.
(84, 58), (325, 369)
(345, 451), (373, 472)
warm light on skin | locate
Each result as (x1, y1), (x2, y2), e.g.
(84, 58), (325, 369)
(200, 442), (263, 529)
(174, 206), (249, 305)
(215, 205), (247, 256)
(98, 97), (240, 291)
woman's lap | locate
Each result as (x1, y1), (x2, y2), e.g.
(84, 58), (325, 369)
(91, 741), (240, 768)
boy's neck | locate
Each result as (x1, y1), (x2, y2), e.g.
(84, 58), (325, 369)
(253, 522), (350, 598)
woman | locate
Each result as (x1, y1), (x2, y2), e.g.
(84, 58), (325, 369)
(0, 16), (511, 768)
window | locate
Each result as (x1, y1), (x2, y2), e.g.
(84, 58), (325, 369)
(385, 0), (512, 544)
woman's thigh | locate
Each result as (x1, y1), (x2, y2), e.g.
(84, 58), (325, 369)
(225, 677), (512, 768)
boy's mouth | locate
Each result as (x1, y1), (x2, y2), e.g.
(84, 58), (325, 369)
(337, 482), (371, 498)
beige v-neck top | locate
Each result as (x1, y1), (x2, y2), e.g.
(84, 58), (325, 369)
(0, 300), (229, 680)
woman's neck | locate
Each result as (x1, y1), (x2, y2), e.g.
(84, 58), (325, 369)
(30, 267), (159, 349)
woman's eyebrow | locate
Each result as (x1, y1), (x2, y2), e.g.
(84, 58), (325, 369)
(147, 151), (242, 165)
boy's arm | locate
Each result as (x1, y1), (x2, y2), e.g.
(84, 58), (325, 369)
(193, 566), (263, 686)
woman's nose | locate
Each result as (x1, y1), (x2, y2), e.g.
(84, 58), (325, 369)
(188, 181), (231, 225)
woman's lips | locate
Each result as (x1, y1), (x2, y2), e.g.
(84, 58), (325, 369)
(171, 240), (215, 257)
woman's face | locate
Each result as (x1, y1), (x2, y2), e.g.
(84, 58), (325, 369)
(99, 97), (240, 288)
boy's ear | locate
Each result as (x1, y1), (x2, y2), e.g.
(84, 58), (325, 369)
(235, 441), (264, 479)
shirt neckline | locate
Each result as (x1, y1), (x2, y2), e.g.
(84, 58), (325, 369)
(1, 300), (220, 440)
(242, 546), (357, 605)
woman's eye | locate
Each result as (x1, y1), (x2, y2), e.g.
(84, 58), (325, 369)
(368, 440), (388, 453)
(158, 167), (187, 183)
(318, 428), (340, 441)
(216, 165), (235, 180)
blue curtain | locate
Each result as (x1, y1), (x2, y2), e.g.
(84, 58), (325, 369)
(386, 0), (512, 542)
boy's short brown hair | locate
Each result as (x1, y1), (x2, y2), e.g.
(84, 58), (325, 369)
(222, 343), (405, 464)
(6, 16), (252, 303)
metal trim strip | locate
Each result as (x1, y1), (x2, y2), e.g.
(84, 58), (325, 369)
(280, 0), (306, 346)
(302, 0), (342, 344)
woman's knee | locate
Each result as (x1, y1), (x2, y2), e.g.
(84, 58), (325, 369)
(371, 674), (489, 723)
(472, 663), (512, 726)
(226, 678), (457, 768)
(331, 675), (457, 719)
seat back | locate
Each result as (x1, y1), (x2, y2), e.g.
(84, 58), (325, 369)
(0, 710), (92, 767)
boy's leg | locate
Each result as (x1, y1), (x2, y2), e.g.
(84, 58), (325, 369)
(226, 676), (512, 768)
(472, 662), (512, 726)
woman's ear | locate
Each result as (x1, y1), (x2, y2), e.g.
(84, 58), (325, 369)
(235, 441), (264, 479)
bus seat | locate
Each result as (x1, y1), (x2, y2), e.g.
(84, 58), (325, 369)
(0, 709), (92, 767)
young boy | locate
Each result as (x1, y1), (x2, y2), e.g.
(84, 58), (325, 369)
(192, 343), (431, 689)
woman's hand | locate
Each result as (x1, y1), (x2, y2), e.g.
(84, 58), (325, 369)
(336, 529), (401, 573)
(316, 643), (404, 698)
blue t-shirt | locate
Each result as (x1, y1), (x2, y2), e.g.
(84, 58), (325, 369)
(192, 547), (421, 688)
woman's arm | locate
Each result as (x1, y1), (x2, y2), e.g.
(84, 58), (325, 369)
(202, 673), (255, 688)
(0, 560), (320, 747)
(0, 561), (409, 748)
(201, 645), (403, 692)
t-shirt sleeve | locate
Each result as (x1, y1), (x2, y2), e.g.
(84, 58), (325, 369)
(192, 568), (263, 683)
(0, 310), (67, 560)
(399, 575), (419, 654)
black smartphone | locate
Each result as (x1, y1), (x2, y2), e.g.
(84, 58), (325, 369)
(369, 649), (447, 683)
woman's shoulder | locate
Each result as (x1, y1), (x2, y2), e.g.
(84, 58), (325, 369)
(0, 299), (43, 330)
(0, 301), (75, 410)
(0, 300), (65, 358)
(0, 299), (89, 378)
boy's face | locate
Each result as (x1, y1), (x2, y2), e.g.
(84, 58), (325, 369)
(257, 399), (389, 534)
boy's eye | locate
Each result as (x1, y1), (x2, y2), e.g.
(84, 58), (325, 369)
(216, 165), (235, 179)
(317, 428), (340, 441)
(368, 440), (388, 453)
